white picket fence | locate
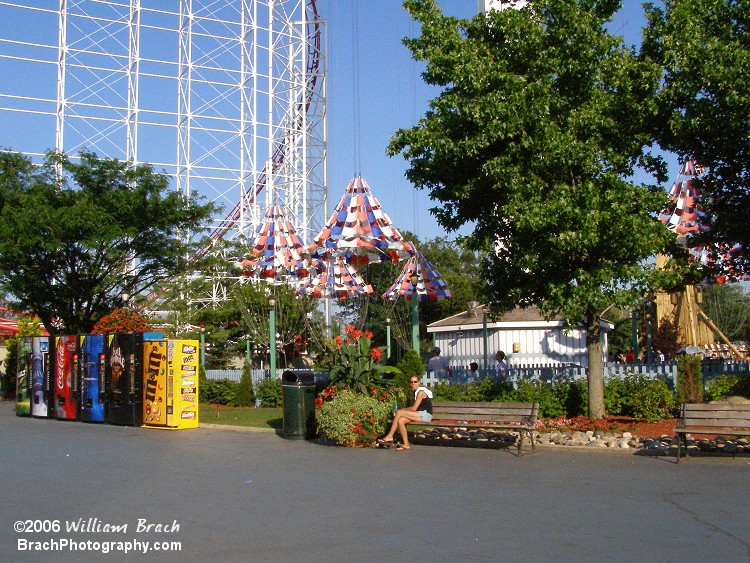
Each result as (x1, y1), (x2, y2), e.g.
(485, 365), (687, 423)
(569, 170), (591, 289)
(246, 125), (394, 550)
(207, 360), (750, 390)
(421, 360), (750, 390)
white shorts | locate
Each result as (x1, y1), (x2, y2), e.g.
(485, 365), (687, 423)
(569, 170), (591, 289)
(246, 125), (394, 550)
(418, 410), (432, 423)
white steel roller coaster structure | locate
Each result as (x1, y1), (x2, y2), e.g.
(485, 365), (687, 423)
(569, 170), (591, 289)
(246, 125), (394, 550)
(0, 0), (327, 303)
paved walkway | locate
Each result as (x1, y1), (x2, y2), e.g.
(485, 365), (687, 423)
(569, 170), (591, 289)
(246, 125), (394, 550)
(1, 401), (749, 562)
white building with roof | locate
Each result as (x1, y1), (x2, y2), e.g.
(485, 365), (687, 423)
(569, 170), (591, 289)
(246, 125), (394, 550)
(427, 302), (612, 371)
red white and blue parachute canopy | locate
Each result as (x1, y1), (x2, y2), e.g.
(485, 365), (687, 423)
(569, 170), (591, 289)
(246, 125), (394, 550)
(659, 160), (707, 235)
(237, 205), (311, 279)
(658, 161), (747, 283)
(296, 256), (373, 299)
(307, 176), (414, 262)
(382, 250), (452, 302)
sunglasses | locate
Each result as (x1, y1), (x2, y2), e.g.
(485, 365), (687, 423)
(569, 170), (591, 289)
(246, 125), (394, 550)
(410, 380), (419, 384)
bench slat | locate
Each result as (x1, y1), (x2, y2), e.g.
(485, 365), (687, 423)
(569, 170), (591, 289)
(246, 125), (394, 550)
(682, 403), (750, 412)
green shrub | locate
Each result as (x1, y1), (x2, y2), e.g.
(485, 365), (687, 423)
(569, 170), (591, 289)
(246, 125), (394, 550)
(431, 380), (470, 401)
(603, 376), (628, 415)
(232, 363), (256, 407)
(200, 379), (238, 405)
(315, 389), (393, 446)
(704, 374), (750, 402)
(553, 380), (587, 418)
(677, 355), (703, 403)
(627, 376), (675, 422)
(256, 377), (282, 407)
(513, 380), (567, 418)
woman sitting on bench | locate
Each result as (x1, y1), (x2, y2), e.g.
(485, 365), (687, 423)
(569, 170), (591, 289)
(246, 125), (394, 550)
(377, 377), (433, 451)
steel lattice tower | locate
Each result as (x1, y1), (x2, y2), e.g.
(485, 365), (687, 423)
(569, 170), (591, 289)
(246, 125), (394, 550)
(0, 0), (327, 249)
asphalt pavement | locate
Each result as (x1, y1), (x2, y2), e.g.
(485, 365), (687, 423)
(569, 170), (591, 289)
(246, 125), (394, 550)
(1, 401), (749, 562)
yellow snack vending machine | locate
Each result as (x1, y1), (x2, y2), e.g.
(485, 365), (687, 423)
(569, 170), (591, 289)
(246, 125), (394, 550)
(142, 339), (199, 429)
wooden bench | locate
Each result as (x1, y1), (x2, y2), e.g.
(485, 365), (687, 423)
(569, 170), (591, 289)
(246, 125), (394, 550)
(674, 403), (750, 463)
(415, 401), (539, 456)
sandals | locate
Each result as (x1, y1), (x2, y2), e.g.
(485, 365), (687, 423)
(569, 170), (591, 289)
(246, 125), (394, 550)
(376, 438), (393, 445)
(395, 445), (411, 451)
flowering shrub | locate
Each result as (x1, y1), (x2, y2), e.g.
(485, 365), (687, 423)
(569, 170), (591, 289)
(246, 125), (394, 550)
(92, 308), (151, 334)
(329, 325), (400, 393)
(315, 387), (399, 446)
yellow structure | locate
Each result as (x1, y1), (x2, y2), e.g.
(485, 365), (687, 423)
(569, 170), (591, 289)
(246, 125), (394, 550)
(142, 339), (199, 429)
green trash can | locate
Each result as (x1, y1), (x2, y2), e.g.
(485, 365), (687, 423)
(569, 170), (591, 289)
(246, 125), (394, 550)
(281, 370), (316, 440)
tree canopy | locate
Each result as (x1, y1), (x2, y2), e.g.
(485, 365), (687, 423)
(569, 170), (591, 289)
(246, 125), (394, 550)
(643, 0), (750, 277)
(389, 0), (687, 417)
(0, 150), (215, 335)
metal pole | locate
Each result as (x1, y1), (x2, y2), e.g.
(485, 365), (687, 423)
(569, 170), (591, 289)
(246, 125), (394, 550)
(246, 338), (251, 366)
(482, 314), (488, 373)
(411, 296), (419, 354)
(386, 318), (391, 359)
(200, 328), (206, 370)
(269, 300), (277, 378)
(631, 309), (639, 362)
(646, 315), (653, 364)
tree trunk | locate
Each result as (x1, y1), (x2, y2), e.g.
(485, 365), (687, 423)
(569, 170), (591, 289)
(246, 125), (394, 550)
(587, 314), (605, 419)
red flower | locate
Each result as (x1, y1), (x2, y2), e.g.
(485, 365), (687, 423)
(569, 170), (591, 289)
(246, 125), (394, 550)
(314, 397), (323, 408)
(334, 335), (342, 348)
(364, 331), (373, 339)
(370, 348), (383, 361)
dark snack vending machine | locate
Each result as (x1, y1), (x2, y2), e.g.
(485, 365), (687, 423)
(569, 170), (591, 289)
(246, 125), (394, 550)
(31, 336), (52, 418)
(142, 339), (199, 429)
(15, 337), (32, 416)
(79, 334), (106, 423)
(105, 332), (144, 426)
(53, 335), (79, 420)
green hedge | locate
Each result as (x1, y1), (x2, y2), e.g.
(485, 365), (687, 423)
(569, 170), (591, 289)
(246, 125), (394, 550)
(430, 375), (676, 421)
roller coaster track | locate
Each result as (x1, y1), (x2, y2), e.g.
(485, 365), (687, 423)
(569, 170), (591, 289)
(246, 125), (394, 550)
(198, 0), (322, 257)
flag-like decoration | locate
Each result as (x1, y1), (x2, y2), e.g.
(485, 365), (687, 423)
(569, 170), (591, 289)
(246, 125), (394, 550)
(659, 161), (746, 283)
(238, 205), (310, 280)
(659, 160), (706, 235)
(307, 176), (414, 262)
(382, 250), (452, 302)
(296, 256), (373, 299)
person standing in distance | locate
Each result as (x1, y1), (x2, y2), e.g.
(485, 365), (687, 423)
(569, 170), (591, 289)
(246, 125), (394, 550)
(427, 347), (452, 379)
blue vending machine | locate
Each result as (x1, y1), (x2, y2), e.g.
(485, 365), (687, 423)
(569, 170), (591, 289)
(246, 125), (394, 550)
(79, 334), (106, 423)
(31, 336), (52, 418)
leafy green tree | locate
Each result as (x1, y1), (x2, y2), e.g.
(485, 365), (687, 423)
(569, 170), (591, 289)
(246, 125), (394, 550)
(701, 283), (750, 343)
(643, 0), (750, 276)
(388, 0), (685, 418)
(0, 150), (215, 335)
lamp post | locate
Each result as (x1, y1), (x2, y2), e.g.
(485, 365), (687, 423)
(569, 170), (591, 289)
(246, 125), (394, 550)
(200, 327), (206, 371)
(410, 272), (419, 355)
(268, 296), (277, 378)
(386, 317), (391, 359)
(646, 312), (653, 364)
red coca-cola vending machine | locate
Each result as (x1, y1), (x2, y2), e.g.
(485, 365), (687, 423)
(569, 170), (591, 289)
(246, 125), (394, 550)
(53, 335), (79, 420)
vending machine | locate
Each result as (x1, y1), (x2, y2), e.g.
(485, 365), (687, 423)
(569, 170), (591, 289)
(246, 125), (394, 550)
(142, 339), (199, 429)
(31, 336), (52, 418)
(15, 337), (32, 416)
(79, 334), (106, 423)
(105, 332), (143, 426)
(53, 335), (79, 420)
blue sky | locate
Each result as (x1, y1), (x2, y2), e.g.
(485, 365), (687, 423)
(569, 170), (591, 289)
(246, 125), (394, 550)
(0, 1), (669, 244)
(323, 0), (670, 242)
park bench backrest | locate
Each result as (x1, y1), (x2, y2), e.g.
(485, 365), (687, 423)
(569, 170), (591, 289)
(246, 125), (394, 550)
(679, 403), (750, 430)
(431, 401), (538, 425)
